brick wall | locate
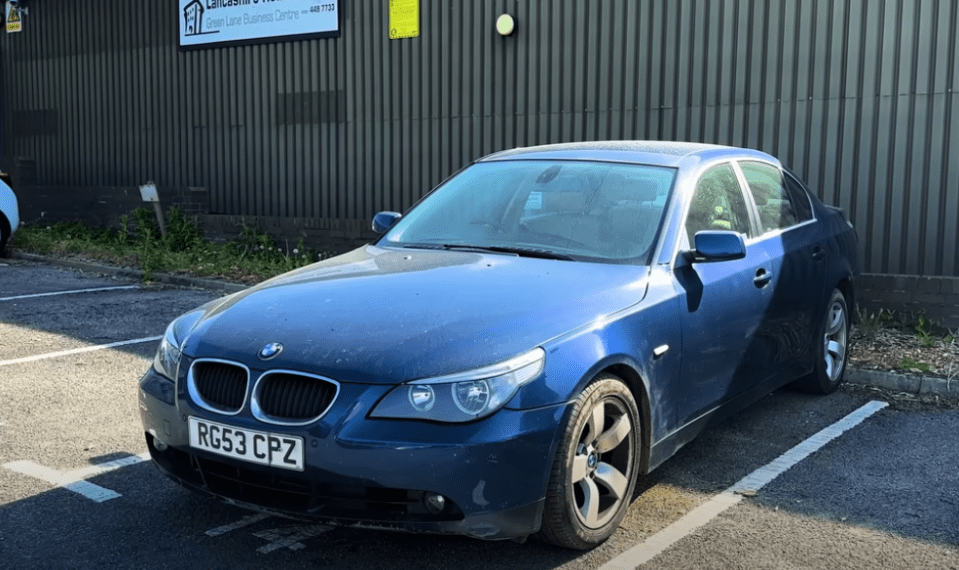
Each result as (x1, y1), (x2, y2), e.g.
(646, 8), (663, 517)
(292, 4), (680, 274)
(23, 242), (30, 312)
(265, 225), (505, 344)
(202, 214), (379, 256)
(14, 184), (377, 256)
(13, 184), (959, 327)
(858, 273), (959, 328)
(15, 185), (208, 228)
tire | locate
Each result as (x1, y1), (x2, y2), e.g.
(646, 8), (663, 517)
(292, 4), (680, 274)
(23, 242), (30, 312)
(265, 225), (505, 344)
(538, 374), (641, 550)
(0, 222), (7, 258)
(793, 288), (849, 394)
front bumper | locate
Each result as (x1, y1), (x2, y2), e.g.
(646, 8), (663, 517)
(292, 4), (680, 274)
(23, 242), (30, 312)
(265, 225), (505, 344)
(139, 367), (566, 540)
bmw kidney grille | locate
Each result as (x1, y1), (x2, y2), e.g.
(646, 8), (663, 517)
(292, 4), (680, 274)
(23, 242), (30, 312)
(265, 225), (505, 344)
(189, 360), (249, 414)
(188, 360), (339, 425)
(252, 372), (339, 425)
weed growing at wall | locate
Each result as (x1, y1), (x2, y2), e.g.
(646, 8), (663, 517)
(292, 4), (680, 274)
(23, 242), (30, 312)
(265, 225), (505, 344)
(10, 208), (321, 283)
(852, 307), (959, 379)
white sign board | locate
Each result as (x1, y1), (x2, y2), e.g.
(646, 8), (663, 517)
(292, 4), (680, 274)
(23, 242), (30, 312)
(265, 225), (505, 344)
(139, 183), (159, 203)
(179, 0), (339, 49)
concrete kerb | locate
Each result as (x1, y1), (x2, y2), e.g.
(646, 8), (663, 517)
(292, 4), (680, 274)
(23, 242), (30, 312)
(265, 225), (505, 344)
(846, 368), (959, 401)
(8, 251), (958, 403)
(9, 251), (248, 294)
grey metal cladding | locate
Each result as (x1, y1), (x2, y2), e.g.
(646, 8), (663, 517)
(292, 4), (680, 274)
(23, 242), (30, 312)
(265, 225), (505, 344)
(276, 90), (347, 125)
(1, 0), (957, 276)
(12, 110), (58, 137)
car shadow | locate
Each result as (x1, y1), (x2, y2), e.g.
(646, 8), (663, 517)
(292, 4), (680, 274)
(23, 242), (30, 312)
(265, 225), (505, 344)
(1, 388), (956, 569)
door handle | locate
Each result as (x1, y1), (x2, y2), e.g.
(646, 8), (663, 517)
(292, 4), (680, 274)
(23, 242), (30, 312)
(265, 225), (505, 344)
(754, 268), (772, 288)
(812, 246), (825, 261)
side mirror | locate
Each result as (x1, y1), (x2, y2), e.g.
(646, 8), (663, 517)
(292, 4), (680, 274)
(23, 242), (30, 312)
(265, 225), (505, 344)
(372, 211), (402, 233)
(693, 231), (746, 261)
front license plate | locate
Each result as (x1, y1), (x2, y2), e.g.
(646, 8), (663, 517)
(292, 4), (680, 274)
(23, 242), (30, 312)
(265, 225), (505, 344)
(188, 417), (304, 472)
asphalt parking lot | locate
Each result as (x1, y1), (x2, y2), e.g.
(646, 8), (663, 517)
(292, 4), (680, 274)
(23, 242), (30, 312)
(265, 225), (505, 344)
(1, 257), (957, 569)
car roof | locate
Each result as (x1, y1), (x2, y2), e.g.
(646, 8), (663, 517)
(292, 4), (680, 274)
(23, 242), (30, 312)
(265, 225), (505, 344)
(479, 140), (776, 168)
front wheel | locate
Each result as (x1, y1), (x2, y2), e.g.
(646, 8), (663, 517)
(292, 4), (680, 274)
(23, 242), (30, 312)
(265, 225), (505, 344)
(538, 374), (641, 550)
(793, 288), (849, 394)
(0, 223), (8, 257)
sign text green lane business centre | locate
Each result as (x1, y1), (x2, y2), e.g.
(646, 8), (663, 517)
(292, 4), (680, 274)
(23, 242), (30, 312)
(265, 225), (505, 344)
(180, 0), (339, 48)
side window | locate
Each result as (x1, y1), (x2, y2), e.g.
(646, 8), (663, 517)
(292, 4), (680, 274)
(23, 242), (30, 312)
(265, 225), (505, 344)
(685, 164), (751, 245)
(783, 172), (814, 222)
(740, 161), (799, 233)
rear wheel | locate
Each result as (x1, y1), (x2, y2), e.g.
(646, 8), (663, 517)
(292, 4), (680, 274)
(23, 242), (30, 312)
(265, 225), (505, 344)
(538, 374), (641, 550)
(794, 288), (849, 394)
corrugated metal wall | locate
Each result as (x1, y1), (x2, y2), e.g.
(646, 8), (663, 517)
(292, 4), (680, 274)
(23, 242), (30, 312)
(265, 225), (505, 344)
(2, 0), (957, 276)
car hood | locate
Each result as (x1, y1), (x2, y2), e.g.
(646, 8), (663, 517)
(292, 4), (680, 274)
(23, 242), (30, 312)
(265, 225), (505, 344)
(181, 245), (649, 384)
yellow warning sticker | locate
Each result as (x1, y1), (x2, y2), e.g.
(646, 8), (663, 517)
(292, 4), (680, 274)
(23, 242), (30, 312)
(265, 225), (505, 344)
(388, 0), (418, 39)
(6, 2), (22, 33)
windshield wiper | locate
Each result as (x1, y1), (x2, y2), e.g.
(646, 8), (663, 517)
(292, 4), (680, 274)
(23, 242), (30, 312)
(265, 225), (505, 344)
(401, 243), (447, 250)
(401, 242), (575, 260)
(444, 244), (576, 261)
(403, 243), (576, 261)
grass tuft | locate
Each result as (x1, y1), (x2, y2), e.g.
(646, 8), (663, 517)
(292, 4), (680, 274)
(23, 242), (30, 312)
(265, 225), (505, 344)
(10, 208), (329, 284)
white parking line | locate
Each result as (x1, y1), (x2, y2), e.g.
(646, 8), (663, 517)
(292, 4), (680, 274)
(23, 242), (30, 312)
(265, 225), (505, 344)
(205, 513), (272, 537)
(253, 525), (332, 553)
(0, 285), (140, 302)
(600, 400), (889, 570)
(65, 452), (152, 480)
(3, 451), (151, 503)
(0, 336), (162, 367)
(205, 516), (331, 554)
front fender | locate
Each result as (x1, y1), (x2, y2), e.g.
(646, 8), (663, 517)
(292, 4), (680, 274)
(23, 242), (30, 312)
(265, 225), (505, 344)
(505, 273), (683, 453)
(0, 180), (19, 237)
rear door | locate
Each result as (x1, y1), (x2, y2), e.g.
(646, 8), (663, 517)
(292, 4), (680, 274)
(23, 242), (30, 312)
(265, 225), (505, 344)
(735, 161), (826, 379)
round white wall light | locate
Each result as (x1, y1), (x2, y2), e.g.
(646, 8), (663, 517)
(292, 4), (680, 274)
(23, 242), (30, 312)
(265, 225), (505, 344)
(496, 14), (515, 36)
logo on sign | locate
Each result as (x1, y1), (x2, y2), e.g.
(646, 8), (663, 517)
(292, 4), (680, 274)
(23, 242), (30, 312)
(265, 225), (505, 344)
(183, 0), (205, 36)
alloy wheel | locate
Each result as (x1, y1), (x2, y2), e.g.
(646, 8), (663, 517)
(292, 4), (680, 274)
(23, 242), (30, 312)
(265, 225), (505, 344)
(570, 396), (634, 529)
(823, 297), (847, 382)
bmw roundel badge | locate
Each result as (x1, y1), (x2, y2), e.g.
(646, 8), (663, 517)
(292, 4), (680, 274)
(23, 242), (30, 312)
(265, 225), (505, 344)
(258, 342), (284, 360)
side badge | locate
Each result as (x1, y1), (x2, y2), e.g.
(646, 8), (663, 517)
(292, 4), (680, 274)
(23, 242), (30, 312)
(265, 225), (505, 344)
(259, 342), (284, 360)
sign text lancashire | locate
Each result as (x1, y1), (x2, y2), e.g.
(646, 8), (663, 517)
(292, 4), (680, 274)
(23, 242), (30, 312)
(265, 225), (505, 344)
(179, 0), (339, 48)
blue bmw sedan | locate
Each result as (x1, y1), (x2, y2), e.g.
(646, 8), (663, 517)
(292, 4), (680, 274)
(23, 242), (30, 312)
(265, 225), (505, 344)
(0, 177), (19, 255)
(139, 141), (858, 550)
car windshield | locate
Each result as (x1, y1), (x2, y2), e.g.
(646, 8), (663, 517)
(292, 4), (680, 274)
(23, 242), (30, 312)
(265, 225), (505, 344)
(380, 160), (677, 264)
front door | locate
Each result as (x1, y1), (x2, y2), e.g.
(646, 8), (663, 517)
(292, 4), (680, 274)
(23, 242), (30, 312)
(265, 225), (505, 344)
(674, 163), (777, 426)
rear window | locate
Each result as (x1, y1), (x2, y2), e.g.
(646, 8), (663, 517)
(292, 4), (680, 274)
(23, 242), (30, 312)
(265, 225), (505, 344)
(783, 172), (814, 222)
(739, 161), (802, 233)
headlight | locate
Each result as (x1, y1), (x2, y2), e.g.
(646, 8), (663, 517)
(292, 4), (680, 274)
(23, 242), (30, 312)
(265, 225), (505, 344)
(369, 348), (545, 423)
(153, 310), (203, 381)
(153, 325), (181, 381)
